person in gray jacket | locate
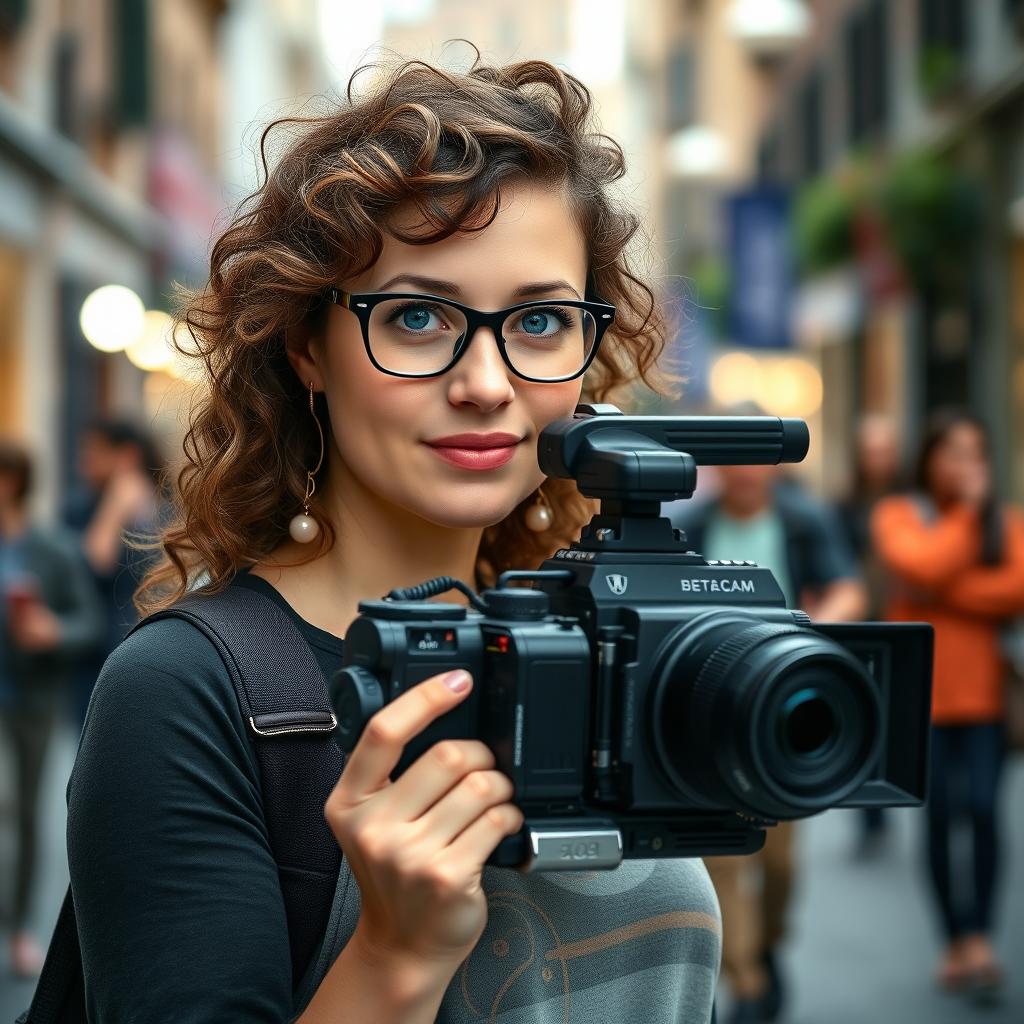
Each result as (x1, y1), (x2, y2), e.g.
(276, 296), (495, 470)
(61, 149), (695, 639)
(0, 441), (103, 976)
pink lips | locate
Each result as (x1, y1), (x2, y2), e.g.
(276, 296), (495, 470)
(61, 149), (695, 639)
(424, 432), (523, 471)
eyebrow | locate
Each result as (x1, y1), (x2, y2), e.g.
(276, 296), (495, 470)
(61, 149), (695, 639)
(374, 274), (583, 301)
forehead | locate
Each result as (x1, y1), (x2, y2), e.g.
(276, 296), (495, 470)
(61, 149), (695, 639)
(941, 423), (985, 449)
(355, 183), (588, 298)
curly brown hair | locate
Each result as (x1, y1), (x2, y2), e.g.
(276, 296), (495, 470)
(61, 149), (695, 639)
(136, 51), (671, 615)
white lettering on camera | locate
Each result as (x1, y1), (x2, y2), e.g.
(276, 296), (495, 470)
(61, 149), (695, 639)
(680, 577), (756, 594)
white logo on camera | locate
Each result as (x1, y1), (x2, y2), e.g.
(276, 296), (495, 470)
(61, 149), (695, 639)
(605, 574), (628, 595)
(680, 577), (756, 594)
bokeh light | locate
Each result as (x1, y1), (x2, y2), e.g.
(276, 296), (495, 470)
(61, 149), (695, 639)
(710, 351), (823, 418)
(79, 285), (145, 353)
(709, 352), (762, 406)
(125, 310), (175, 372)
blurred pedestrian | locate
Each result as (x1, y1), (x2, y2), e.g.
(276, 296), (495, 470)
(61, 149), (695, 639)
(835, 414), (902, 857)
(62, 419), (166, 725)
(872, 408), (1024, 1002)
(0, 441), (102, 976)
(672, 461), (865, 1024)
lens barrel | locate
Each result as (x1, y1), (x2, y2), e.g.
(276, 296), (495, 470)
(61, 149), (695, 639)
(651, 612), (882, 820)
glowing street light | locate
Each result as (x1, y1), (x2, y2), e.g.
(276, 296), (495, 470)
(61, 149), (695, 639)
(667, 124), (729, 180)
(125, 310), (176, 372)
(728, 0), (812, 59)
(80, 285), (145, 353)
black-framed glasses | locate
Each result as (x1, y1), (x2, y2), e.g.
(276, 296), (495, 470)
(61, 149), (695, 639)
(326, 288), (616, 382)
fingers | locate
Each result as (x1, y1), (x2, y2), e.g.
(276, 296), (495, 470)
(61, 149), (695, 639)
(333, 670), (473, 802)
(378, 739), (495, 820)
(412, 768), (514, 847)
(445, 802), (525, 866)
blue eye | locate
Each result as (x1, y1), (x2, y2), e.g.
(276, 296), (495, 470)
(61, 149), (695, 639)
(512, 307), (574, 338)
(521, 312), (551, 335)
(381, 301), (453, 336)
(402, 307), (433, 330)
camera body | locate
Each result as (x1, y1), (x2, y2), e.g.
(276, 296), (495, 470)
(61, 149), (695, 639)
(331, 406), (933, 870)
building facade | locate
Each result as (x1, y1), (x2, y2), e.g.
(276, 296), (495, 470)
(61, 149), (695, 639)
(754, 0), (1024, 498)
(0, 0), (227, 518)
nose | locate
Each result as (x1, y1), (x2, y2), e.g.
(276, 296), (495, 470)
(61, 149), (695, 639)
(445, 326), (516, 412)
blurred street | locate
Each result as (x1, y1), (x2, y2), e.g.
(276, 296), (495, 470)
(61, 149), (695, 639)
(3, 1), (1024, 1020)
(2, 722), (1023, 1022)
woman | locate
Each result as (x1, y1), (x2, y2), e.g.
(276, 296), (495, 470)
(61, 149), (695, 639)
(0, 441), (102, 976)
(63, 418), (166, 725)
(872, 409), (1024, 1001)
(66, 55), (721, 1023)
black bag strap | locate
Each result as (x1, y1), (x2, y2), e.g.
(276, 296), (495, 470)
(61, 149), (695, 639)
(18, 586), (347, 1023)
(140, 587), (347, 985)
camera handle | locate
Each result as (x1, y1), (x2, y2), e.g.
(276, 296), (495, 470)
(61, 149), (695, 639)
(539, 403), (810, 555)
(488, 819), (625, 870)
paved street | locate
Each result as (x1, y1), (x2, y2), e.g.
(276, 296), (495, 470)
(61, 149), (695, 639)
(734, 762), (1024, 1024)
(2, 724), (1023, 1022)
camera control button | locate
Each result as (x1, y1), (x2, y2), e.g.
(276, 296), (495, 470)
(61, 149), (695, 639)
(357, 600), (466, 621)
(329, 667), (384, 753)
(482, 588), (549, 620)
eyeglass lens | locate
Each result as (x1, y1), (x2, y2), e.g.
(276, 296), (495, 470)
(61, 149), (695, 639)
(366, 298), (597, 378)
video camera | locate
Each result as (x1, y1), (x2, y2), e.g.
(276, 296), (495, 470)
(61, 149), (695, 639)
(329, 405), (932, 870)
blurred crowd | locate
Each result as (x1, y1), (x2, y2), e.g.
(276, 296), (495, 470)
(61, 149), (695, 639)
(2, 403), (1024, 1017)
(0, 420), (165, 976)
(666, 405), (1024, 1024)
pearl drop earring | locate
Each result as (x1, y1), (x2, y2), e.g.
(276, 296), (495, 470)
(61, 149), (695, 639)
(525, 487), (553, 532)
(289, 381), (324, 544)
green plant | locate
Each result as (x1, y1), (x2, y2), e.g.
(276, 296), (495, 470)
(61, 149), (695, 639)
(918, 44), (966, 103)
(876, 149), (983, 289)
(794, 175), (859, 275)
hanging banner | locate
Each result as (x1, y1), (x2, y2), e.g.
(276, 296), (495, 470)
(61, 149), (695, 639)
(726, 187), (794, 349)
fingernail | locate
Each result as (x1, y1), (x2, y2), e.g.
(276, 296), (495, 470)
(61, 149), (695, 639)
(443, 670), (471, 693)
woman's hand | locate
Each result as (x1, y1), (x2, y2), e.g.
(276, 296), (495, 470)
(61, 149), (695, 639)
(8, 601), (62, 653)
(102, 469), (155, 525)
(956, 461), (991, 509)
(324, 669), (523, 971)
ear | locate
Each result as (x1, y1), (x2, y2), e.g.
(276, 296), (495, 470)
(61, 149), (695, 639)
(284, 320), (327, 393)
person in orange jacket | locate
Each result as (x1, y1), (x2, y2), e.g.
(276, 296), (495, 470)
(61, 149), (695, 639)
(872, 408), (1024, 1002)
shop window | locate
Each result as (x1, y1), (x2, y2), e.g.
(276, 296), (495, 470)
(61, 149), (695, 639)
(799, 70), (823, 181)
(917, 0), (969, 101)
(0, 0), (27, 34)
(116, 0), (149, 127)
(667, 43), (695, 132)
(53, 29), (78, 139)
(846, 0), (890, 146)
(757, 130), (781, 183)
(1006, 0), (1024, 35)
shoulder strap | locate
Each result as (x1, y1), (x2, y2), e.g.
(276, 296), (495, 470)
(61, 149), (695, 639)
(137, 585), (348, 988)
(20, 587), (348, 1023)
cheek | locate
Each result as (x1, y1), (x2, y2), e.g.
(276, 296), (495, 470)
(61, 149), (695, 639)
(321, 338), (416, 463)
(523, 381), (582, 431)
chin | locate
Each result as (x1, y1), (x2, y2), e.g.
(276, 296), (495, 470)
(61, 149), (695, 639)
(412, 492), (524, 530)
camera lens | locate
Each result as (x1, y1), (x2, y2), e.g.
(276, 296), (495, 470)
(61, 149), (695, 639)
(650, 612), (882, 820)
(781, 690), (835, 757)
